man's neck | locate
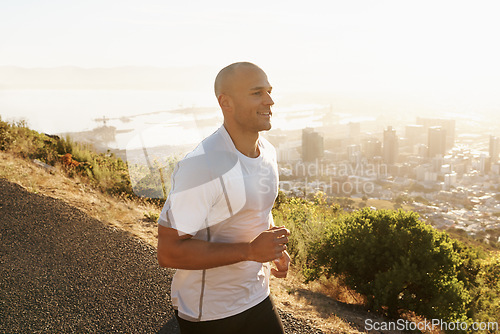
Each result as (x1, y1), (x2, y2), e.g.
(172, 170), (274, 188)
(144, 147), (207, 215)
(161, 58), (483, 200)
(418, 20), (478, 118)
(223, 122), (260, 158)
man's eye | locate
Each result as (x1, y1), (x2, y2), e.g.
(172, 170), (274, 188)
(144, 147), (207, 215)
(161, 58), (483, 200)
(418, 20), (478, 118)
(253, 92), (261, 95)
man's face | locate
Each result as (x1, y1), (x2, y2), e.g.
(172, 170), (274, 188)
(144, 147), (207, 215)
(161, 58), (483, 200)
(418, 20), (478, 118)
(227, 66), (274, 133)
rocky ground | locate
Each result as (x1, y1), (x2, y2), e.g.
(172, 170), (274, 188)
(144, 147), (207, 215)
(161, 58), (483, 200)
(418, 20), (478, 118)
(0, 178), (325, 333)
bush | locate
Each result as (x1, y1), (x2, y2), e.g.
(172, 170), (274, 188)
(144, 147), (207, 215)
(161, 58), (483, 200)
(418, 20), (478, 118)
(144, 211), (160, 222)
(304, 208), (479, 324)
(0, 119), (134, 197)
(272, 192), (340, 267)
(469, 254), (500, 328)
(0, 118), (14, 151)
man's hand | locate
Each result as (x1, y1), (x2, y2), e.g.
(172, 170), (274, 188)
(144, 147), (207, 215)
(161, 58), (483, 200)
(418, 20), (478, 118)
(248, 226), (289, 263)
(271, 250), (290, 278)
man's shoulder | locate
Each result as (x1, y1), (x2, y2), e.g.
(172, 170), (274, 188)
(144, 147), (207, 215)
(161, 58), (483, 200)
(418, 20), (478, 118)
(184, 126), (231, 159)
(172, 127), (238, 189)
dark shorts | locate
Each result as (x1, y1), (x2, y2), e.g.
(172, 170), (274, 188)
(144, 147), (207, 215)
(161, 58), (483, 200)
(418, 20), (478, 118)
(175, 296), (284, 334)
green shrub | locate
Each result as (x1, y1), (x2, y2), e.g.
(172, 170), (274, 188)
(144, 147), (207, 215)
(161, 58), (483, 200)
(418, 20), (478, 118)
(144, 211), (160, 222)
(0, 118), (14, 151)
(272, 192), (340, 267)
(469, 255), (500, 329)
(0, 119), (134, 197)
(56, 135), (74, 155)
(128, 157), (180, 200)
(304, 208), (479, 324)
(87, 153), (133, 196)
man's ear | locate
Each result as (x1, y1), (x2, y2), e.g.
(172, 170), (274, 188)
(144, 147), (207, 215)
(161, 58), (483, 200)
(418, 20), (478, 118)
(218, 94), (233, 113)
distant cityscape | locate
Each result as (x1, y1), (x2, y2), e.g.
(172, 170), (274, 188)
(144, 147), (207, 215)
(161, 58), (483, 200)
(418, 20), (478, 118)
(59, 107), (500, 245)
(268, 117), (500, 244)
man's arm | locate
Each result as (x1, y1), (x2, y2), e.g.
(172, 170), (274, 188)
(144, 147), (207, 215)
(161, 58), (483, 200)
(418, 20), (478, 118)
(157, 225), (289, 270)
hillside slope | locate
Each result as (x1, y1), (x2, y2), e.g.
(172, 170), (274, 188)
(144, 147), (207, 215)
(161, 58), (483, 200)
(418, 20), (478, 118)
(0, 174), (326, 333)
(0, 149), (418, 334)
(0, 178), (178, 333)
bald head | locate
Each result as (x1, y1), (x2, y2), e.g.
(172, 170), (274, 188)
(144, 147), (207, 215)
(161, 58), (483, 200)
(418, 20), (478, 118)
(214, 62), (264, 98)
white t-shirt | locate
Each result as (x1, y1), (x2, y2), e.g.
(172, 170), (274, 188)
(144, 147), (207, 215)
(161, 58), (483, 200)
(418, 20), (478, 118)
(158, 125), (279, 321)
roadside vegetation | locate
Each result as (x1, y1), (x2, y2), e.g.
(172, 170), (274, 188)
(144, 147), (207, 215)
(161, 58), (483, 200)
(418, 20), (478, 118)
(2, 117), (499, 333)
(273, 192), (500, 333)
(0, 118), (133, 196)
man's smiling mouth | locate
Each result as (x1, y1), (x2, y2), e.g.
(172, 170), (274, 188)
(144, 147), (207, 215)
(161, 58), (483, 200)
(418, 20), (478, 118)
(258, 111), (272, 116)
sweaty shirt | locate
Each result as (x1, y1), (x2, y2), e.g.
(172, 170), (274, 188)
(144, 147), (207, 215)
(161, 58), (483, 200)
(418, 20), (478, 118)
(158, 125), (279, 321)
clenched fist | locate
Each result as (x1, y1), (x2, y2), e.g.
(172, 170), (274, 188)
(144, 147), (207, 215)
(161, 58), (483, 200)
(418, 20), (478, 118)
(248, 226), (290, 263)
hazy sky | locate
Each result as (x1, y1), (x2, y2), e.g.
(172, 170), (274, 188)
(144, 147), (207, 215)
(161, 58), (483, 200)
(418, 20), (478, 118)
(1, 0), (500, 97)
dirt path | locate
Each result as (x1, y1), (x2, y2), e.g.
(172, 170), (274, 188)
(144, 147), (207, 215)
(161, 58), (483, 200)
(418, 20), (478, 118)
(0, 178), (325, 333)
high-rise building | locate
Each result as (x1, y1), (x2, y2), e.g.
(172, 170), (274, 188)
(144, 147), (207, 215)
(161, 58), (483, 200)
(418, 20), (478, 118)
(444, 172), (457, 189)
(428, 126), (447, 158)
(383, 126), (399, 165)
(417, 117), (455, 149)
(405, 124), (425, 146)
(490, 135), (499, 163)
(478, 154), (488, 174)
(363, 138), (382, 160)
(347, 144), (362, 164)
(277, 141), (301, 162)
(415, 143), (428, 157)
(432, 155), (444, 172)
(302, 128), (324, 162)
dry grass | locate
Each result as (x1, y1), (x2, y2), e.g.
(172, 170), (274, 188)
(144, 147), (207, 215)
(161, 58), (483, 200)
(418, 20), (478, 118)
(268, 266), (421, 334)
(1, 151), (421, 334)
(270, 268), (367, 334)
(0, 151), (159, 246)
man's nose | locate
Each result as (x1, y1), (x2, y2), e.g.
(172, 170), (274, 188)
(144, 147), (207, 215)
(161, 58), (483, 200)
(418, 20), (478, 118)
(264, 92), (274, 106)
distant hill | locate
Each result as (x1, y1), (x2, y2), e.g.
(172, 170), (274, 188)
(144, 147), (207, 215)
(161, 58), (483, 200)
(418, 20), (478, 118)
(0, 66), (215, 90)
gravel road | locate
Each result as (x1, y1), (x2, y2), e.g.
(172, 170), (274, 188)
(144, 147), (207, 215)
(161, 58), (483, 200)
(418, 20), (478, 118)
(0, 178), (325, 333)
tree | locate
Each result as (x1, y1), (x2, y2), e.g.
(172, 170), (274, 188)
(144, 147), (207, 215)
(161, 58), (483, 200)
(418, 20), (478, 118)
(304, 208), (479, 324)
